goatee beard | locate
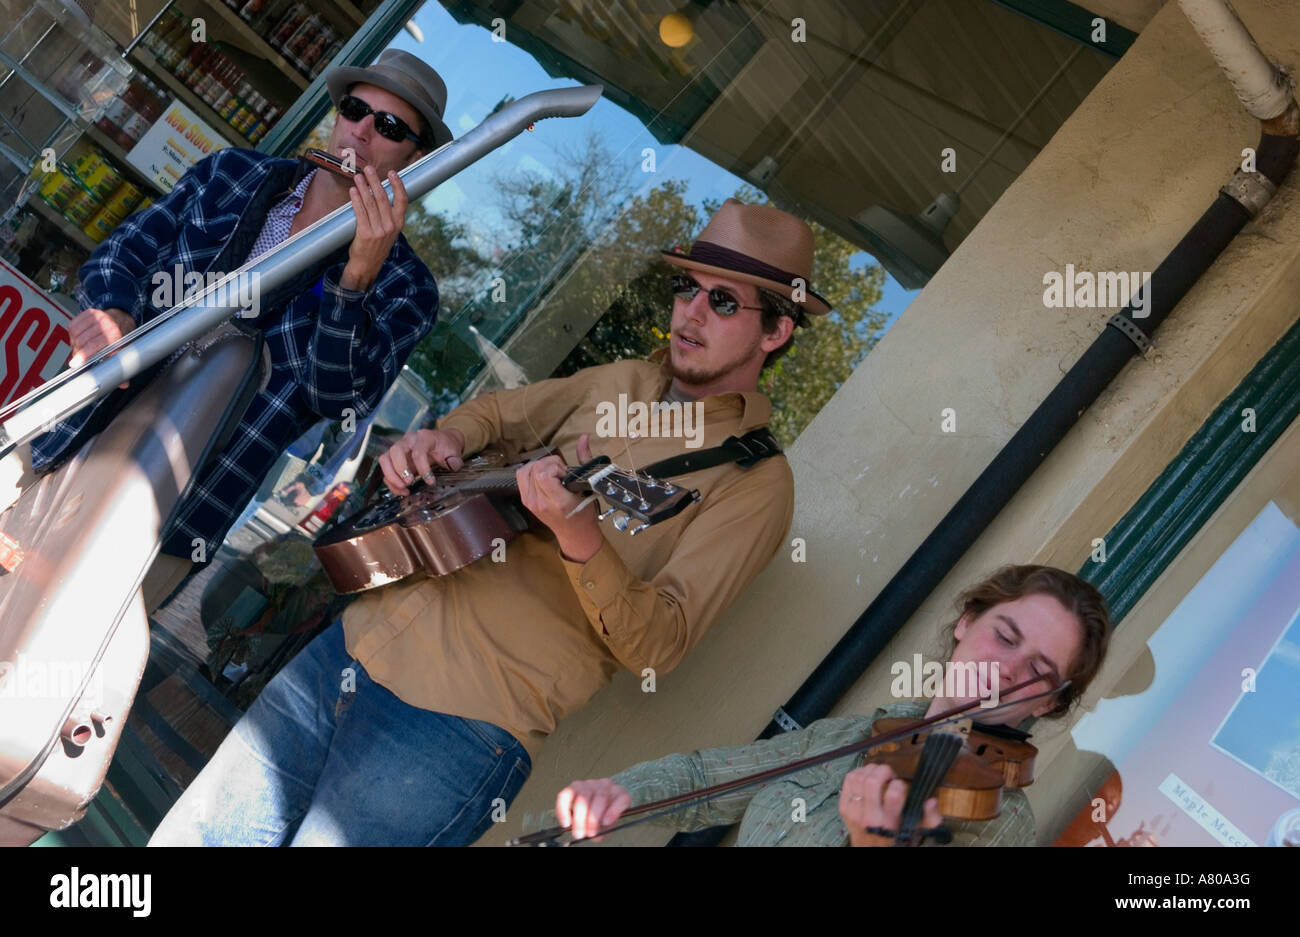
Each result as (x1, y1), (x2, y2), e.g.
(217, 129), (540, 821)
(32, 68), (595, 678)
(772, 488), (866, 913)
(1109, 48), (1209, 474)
(666, 357), (720, 387)
(667, 337), (761, 388)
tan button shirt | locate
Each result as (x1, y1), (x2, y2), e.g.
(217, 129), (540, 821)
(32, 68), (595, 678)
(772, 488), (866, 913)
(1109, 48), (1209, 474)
(341, 358), (795, 756)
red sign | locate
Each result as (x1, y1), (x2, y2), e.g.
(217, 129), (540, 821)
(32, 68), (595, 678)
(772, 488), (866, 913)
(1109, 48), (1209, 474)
(0, 260), (74, 408)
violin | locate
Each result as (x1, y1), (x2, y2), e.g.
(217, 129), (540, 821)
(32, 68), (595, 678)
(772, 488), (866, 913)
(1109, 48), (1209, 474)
(508, 674), (1062, 847)
(862, 716), (1037, 845)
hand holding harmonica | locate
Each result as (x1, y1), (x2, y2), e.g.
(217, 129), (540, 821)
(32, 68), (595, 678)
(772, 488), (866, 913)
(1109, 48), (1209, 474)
(301, 148), (410, 292)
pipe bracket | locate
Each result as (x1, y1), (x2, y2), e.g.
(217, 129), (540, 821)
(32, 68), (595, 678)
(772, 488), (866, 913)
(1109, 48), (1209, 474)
(1108, 314), (1154, 357)
(772, 707), (803, 733)
(1220, 170), (1278, 217)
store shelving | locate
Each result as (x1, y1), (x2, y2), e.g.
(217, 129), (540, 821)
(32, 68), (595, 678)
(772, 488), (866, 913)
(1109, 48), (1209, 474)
(27, 195), (98, 253)
(329, 1), (366, 29)
(81, 125), (168, 196)
(128, 46), (247, 149)
(4, 0), (376, 277)
(202, 1), (308, 92)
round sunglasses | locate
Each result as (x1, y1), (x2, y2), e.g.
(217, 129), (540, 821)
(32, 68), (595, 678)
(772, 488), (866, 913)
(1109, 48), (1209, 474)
(337, 95), (424, 146)
(669, 273), (763, 316)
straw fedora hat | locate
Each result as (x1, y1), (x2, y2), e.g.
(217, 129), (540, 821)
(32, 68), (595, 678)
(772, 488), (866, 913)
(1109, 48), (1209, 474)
(663, 199), (830, 316)
(326, 50), (454, 148)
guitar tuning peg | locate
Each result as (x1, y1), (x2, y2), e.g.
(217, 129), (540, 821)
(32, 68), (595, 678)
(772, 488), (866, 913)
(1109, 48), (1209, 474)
(622, 491), (634, 504)
(663, 483), (676, 494)
(613, 513), (630, 531)
(628, 523), (650, 536)
(597, 507), (617, 521)
(638, 499), (649, 511)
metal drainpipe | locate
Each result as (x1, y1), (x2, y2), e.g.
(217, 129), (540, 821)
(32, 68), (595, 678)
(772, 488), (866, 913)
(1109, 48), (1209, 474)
(669, 0), (1299, 846)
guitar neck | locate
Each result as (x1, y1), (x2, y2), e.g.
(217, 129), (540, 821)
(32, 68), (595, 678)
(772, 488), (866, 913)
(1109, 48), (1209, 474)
(444, 466), (595, 497)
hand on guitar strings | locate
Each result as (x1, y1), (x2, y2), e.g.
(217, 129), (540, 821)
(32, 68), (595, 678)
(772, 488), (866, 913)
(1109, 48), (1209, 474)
(378, 426), (466, 496)
(517, 434), (604, 564)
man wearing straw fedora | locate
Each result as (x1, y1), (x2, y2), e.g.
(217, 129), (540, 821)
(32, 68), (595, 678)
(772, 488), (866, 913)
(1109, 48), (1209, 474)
(3, 50), (453, 607)
(149, 198), (831, 846)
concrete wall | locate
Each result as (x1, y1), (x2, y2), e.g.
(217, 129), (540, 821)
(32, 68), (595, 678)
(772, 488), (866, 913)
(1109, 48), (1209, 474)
(481, 0), (1300, 846)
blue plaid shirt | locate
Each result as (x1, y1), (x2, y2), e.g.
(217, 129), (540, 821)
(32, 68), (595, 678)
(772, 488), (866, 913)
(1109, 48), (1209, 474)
(31, 148), (439, 560)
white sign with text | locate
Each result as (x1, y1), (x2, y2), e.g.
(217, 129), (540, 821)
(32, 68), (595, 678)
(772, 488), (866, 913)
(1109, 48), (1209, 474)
(1158, 773), (1256, 847)
(126, 99), (227, 193)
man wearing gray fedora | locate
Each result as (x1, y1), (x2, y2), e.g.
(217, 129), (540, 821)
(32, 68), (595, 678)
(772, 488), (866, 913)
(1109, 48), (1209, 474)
(23, 50), (454, 602)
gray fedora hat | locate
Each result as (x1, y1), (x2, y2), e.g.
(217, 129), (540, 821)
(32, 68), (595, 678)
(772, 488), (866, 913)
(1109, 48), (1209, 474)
(326, 49), (454, 148)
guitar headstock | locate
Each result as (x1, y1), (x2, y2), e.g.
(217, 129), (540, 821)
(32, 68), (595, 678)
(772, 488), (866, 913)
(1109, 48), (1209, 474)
(579, 463), (700, 534)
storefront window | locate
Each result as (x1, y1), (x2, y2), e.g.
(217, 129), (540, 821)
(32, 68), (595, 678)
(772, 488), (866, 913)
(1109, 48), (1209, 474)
(335, 0), (1117, 442)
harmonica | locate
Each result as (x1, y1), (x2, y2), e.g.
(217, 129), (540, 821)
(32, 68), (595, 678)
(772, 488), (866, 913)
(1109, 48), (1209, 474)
(301, 147), (363, 178)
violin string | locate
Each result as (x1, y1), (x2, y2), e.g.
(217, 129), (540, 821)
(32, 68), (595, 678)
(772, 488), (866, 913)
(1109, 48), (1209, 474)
(970, 679), (1071, 724)
(890, 681), (1072, 844)
(898, 732), (960, 842)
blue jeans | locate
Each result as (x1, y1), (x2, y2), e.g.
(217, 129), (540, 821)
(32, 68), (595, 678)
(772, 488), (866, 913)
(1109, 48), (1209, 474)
(148, 619), (531, 846)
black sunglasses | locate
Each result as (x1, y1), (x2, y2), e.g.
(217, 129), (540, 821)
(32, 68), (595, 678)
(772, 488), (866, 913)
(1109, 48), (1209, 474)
(337, 95), (424, 146)
(669, 273), (763, 317)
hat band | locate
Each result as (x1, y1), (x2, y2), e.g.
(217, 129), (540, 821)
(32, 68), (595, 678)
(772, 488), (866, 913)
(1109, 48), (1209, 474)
(687, 240), (805, 289)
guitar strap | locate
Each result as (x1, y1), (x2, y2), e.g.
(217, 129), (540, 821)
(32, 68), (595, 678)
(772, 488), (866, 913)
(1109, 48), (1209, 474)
(640, 427), (783, 478)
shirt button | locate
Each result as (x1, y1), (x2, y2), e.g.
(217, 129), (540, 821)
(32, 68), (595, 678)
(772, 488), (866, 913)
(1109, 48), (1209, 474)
(585, 581), (595, 590)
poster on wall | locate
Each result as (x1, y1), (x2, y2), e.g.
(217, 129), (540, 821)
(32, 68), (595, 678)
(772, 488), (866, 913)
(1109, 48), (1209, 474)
(1056, 502), (1300, 846)
(1212, 610), (1300, 801)
(125, 99), (227, 193)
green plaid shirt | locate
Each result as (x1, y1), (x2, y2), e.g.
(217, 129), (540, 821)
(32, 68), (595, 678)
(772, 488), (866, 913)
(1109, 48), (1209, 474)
(612, 701), (1036, 846)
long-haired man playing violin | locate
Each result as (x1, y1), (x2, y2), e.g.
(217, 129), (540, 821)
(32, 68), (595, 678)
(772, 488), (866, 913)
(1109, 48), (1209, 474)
(554, 565), (1111, 846)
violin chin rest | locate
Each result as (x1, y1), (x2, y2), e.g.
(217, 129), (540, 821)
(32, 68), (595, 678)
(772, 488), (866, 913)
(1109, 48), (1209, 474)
(921, 825), (953, 846)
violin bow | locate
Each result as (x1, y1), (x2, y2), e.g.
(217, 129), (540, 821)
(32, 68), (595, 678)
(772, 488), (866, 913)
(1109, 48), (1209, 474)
(508, 675), (1070, 846)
